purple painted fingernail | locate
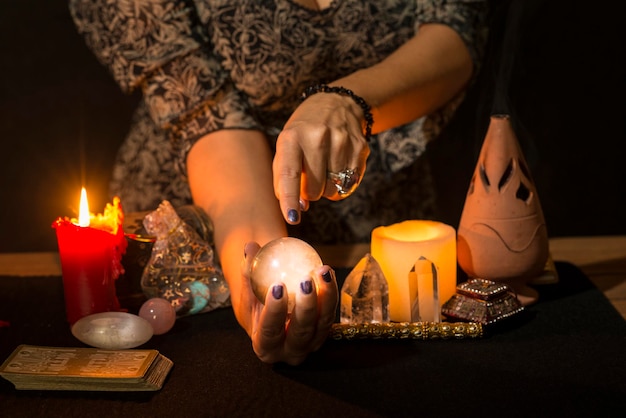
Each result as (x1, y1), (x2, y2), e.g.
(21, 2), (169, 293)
(272, 285), (283, 300)
(300, 280), (313, 295)
(299, 198), (309, 212)
(287, 209), (299, 223)
(322, 269), (333, 283)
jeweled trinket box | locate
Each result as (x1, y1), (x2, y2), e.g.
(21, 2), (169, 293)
(441, 278), (524, 325)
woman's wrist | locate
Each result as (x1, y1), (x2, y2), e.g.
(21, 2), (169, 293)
(301, 84), (374, 142)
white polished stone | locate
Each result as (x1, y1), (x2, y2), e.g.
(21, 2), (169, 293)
(71, 312), (153, 350)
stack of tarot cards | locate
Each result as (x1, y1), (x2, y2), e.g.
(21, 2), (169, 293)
(0, 345), (173, 391)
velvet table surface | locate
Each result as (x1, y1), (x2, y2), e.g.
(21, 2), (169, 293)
(1, 262), (625, 418)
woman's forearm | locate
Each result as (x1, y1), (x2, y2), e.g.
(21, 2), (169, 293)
(332, 23), (474, 133)
(186, 129), (287, 332)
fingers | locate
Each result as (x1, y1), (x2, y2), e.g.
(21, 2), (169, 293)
(284, 266), (338, 360)
(274, 98), (372, 223)
(251, 266), (338, 365)
(273, 129), (308, 225)
(299, 197), (310, 213)
(310, 266), (338, 350)
(253, 277), (321, 365)
(242, 242), (261, 273)
(321, 132), (369, 201)
(252, 283), (289, 364)
(275, 128), (369, 211)
(324, 164), (366, 201)
(283, 278), (319, 363)
(325, 127), (370, 198)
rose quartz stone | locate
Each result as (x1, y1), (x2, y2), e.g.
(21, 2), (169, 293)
(139, 298), (176, 335)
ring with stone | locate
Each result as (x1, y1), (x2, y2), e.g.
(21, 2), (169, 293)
(327, 168), (360, 197)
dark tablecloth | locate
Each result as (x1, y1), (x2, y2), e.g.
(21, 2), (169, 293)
(1, 262), (626, 417)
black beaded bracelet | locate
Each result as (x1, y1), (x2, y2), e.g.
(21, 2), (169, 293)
(301, 84), (374, 142)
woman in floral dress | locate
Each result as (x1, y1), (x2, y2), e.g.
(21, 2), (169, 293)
(70, 0), (488, 364)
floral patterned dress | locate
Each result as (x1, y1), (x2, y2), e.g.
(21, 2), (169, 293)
(69, 0), (487, 244)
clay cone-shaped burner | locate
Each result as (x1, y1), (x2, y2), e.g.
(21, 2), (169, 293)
(457, 115), (549, 305)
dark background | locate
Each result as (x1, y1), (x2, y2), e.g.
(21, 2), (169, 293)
(0, 0), (624, 253)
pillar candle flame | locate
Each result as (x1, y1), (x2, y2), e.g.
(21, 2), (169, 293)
(78, 187), (90, 227)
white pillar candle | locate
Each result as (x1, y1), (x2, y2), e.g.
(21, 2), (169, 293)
(371, 220), (457, 322)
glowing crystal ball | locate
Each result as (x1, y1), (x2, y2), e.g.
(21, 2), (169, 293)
(139, 298), (177, 335)
(250, 237), (323, 312)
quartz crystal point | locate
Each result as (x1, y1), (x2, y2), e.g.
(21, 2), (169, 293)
(340, 254), (389, 324)
(410, 256), (441, 323)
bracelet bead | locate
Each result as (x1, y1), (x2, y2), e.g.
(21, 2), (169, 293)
(301, 84), (374, 142)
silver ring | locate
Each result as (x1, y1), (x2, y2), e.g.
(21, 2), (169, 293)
(327, 168), (360, 197)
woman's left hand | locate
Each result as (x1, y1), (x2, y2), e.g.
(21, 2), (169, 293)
(273, 91), (370, 224)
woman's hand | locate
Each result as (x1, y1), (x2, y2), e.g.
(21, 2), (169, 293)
(239, 242), (339, 365)
(273, 91), (370, 224)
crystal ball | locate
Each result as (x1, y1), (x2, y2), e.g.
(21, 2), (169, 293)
(250, 237), (323, 312)
(139, 298), (177, 335)
(71, 312), (153, 350)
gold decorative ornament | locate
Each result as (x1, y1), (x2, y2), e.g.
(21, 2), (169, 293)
(329, 322), (483, 341)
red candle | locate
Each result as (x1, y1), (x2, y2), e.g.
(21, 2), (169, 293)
(52, 189), (127, 324)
